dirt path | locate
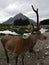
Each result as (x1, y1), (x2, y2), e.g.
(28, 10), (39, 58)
(0, 32), (49, 65)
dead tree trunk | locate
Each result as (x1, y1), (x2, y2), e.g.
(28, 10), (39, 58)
(32, 5), (39, 31)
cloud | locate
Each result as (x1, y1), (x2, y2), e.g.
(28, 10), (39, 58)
(0, 0), (49, 23)
(0, 11), (11, 23)
(4, 4), (19, 15)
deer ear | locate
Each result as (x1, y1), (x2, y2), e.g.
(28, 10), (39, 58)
(30, 24), (34, 33)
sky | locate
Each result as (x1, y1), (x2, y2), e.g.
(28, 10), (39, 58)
(0, 0), (49, 23)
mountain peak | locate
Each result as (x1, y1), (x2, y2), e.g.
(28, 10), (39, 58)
(16, 13), (23, 16)
(14, 13), (27, 20)
(3, 13), (36, 25)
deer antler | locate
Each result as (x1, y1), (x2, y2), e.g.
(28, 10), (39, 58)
(31, 5), (39, 31)
(32, 5), (37, 13)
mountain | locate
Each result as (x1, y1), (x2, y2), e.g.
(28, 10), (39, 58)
(3, 13), (36, 25)
(40, 19), (49, 25)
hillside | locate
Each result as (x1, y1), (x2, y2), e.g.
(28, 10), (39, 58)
(3, 13), (36, 25)
(40, 19), (49, 25)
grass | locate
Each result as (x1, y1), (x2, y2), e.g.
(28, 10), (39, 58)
(0, 33), (6, 37)
(46, 29), (49, 32)
(0, 24), (32, 37)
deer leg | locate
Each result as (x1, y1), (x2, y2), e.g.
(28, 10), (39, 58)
(16, 56), (18, 65)
(2, 44), (9, 64)
(4, 49), (9, 64)
(21, 54), (24, 65)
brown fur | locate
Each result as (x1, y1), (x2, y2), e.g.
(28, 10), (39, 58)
(1, 31), (46, 55)
(0, 31), (47, 65)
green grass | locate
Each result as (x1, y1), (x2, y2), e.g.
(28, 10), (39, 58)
(0, 33), (6, 37)
(0, 24), (32, 37)
(46, 29), (49, 32)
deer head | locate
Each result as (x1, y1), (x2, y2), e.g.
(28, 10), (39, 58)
(31, 5), (47, 40)
(29, 24), (46, 53)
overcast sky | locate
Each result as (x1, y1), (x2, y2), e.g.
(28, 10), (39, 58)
(0, 0), (49, 23)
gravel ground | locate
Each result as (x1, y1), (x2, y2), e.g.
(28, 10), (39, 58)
(0, 32), (49, 65)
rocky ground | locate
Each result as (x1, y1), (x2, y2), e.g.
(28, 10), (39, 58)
(0, 32), (49, 65)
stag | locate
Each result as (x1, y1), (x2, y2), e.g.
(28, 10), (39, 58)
(0, 5), (46, 65)
(1, 26), (46, 65)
